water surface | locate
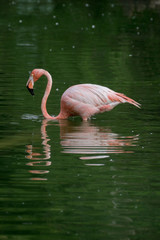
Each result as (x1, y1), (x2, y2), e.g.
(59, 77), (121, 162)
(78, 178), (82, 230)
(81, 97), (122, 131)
(0, 1), (160, 240)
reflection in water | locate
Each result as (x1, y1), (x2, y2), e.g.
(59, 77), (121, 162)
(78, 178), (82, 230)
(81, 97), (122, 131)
(59, 120), (138, 166)
(25, 119), (51, 181)
(26, 119), (139, 179)
(59, 120), (138, 154)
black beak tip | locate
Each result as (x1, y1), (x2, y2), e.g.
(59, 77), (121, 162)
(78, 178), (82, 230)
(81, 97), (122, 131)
(26, 86), (34, 96)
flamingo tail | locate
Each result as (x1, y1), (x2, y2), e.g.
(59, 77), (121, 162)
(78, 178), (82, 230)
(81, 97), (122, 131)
(115, 92), (141, 108)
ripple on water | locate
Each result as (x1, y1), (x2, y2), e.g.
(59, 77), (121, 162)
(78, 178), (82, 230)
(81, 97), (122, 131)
(21, 114), (40, 120)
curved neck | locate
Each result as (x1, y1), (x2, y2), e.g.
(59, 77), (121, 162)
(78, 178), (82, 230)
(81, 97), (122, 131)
(41, 70), (57, 119)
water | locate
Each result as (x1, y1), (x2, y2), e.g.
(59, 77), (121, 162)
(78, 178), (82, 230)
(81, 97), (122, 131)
(0, 1), (160, 239)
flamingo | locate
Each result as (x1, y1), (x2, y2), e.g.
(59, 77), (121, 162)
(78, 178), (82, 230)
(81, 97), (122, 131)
(26, 69), (140, 121)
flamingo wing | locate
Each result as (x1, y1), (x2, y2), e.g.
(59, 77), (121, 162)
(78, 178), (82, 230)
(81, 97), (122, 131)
(63, 84), (113, 105)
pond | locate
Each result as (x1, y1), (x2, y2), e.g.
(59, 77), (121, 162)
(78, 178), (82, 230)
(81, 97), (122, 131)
(0, 1), (160, 239)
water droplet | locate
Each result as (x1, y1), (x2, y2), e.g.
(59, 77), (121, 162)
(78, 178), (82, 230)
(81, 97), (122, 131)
(150, 17), (153, 21)
(129, 54), (133, 57)
(55, 22), (59, 26)
(72, 45), (75, 49)
(137, 32), (140, 35)
(19, 19), (23, 23)
(49, 48), (52, 52)
(53, 15), (56, 19)
(56, 88), (59, 91)
(44, 26), (47, 30)
(92, 25), (95, 29)
(85, 3), (89, 7)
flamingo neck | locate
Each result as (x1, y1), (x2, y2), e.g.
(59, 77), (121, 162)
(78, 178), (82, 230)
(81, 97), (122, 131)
(41, 70), (57, 119)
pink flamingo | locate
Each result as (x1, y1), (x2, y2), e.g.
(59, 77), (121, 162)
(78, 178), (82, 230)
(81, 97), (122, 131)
(26, 69), (140, 121)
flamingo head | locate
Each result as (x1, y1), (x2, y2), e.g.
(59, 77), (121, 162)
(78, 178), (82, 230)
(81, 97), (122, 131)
(26, 69), (44, 95)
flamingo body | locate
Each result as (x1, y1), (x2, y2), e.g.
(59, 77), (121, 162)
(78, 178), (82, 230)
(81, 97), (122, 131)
(26, 69), (140, 121)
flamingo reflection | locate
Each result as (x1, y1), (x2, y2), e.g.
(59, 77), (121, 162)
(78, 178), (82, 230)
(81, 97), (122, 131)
(59, 120), (138, 164)
(25, 119), (51, 180)
(26, 119), (139, 178)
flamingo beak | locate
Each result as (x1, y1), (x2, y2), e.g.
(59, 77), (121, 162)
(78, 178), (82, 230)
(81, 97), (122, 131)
(26, 74), (34, 96)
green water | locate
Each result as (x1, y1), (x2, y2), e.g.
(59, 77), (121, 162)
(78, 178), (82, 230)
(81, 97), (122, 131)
(0, 1), (160, 239)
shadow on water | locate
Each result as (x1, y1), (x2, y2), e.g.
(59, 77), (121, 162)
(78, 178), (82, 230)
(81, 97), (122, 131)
(25, 119), (139, 180)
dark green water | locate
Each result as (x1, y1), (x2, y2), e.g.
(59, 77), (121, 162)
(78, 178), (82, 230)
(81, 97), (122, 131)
(0, 1), (160, 239)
